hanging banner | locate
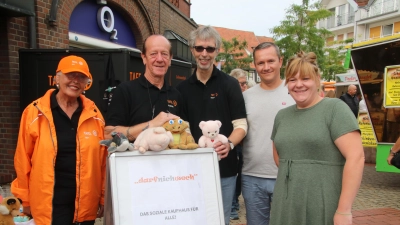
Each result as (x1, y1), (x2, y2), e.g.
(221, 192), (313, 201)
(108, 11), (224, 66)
(383, 65), (400, 107)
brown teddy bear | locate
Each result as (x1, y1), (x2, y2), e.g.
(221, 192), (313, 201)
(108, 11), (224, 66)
(162, 118), (198, 150)
(0, 196), (22, 225)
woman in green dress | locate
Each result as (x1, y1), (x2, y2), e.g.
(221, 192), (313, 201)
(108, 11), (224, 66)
(270, 51), (364, 225)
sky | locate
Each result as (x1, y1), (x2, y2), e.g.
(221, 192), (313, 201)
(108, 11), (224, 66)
(190, 0), (304, 37)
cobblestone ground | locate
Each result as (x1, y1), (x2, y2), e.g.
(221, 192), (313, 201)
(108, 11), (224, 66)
(229, 164), (400, 225)
(3, 163), (398, 225)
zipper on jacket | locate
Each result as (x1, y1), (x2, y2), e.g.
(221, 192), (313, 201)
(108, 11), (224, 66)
(74, 122), (82, 222)
(34, 103), (57, 224)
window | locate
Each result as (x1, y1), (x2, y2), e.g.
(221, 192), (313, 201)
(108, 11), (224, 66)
(382, 24), (393, 36)
(369, 26), (381, 39)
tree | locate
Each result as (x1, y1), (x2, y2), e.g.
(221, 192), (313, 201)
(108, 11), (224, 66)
(321, 39), (353, 81)
(216, 37), (253, 74)
(270, 0), (347, 80)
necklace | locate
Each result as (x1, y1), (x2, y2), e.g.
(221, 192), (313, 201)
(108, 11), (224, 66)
(146, 79), (170, 120)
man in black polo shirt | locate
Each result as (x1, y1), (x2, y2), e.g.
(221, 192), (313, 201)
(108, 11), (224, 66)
(105, 35), (182, 140)
(176, 26), (247, 225)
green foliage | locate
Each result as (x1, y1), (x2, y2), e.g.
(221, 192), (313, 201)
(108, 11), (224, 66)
(215, 37), (253, 74)
(270, 1), (347, 80)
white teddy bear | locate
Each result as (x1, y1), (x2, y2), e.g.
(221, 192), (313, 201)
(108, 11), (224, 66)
(198, 120), (228, 161)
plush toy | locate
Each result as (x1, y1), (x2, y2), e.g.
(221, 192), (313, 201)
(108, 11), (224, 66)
(162, 119), (198, 150)
(0, 196), (22, 225)
(99, 132), (135, 153)
(133, 127), (173, 153)
(198, 120), (228, 148)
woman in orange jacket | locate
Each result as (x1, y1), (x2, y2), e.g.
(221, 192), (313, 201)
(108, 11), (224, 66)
(11, 56), (107, 225)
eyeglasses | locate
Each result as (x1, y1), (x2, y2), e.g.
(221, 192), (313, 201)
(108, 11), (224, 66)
(239, 81), (248, 86)
(193, 46), (217, 53)
(64, 72), (89, 83)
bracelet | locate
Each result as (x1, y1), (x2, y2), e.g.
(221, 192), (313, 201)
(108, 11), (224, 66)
(390, 148), (397, 155)
(335, 211), (352, 216)
(126, 126), (132, 140)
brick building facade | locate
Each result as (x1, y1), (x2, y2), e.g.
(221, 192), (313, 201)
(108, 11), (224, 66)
(0, 0), (197, 184)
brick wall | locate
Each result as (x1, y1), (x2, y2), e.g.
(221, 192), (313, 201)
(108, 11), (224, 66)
(0, 0), (197, 184)
(0, 17), (29, 184)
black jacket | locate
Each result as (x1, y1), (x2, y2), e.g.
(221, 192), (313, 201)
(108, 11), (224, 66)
(339, 93), (359, 118)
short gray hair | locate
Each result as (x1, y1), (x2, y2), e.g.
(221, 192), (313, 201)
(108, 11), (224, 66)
(230, 68), (247, 80)
(189, 25), (222, 49)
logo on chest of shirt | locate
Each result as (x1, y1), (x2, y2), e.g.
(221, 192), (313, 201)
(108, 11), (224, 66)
(83, 130), (98, 139)
(210, 92), (218, 99)
(167, 99), (177, 109)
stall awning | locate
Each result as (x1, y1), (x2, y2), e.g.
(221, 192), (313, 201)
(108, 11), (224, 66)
(164, 30), (195, 65)
(0, 0), (35, 17)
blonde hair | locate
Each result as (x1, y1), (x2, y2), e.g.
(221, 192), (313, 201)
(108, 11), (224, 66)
(285, 51), (321, 88)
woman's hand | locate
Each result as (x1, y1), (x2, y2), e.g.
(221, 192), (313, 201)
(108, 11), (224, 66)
(334, 212), (352, 225)
(22, 206), (31, 217)
(97, 204), (104, 218)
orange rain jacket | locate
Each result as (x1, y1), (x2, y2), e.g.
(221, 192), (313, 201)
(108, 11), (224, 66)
(11, 89), (107, 225)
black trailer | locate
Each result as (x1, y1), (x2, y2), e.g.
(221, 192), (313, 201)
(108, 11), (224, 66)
(19, 48), (192, 115)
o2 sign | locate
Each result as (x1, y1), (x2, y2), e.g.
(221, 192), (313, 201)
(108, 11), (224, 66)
(97, 6), (118, 40)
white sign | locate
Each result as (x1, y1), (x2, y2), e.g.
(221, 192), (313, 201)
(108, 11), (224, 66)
(129, 157), (206, 224)
(106, 149), (224, 225)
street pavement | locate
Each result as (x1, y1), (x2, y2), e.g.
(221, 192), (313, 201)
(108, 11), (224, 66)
(3, 163), (398, 225)
(230, 163), (400, 225)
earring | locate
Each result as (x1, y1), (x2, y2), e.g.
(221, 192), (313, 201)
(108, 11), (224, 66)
(83, 90), (85, 94)
(56, 84), (59, 89)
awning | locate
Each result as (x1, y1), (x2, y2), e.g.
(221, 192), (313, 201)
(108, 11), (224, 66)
(164, 30), (195, 65)
(0, 0), (35, 17)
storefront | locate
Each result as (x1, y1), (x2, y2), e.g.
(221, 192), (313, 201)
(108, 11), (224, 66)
(0, 0), (197, 184)
(351, 36), (400, 173)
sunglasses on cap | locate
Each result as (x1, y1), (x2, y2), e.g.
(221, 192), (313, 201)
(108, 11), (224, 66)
(193, 46), (217, 53)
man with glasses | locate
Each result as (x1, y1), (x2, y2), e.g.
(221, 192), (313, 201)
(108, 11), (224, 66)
(241, 42), (295, 225)
(176, 25), (247, 225)
(105, 35), (183, 140)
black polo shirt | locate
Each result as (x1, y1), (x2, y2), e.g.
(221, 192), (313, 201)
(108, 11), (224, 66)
(106, 74), (184, 127)
(50, 90), (82, 202)
(176, 65), (246, 178)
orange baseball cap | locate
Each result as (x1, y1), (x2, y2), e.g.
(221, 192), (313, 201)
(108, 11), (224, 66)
(56, 55), (91, 78)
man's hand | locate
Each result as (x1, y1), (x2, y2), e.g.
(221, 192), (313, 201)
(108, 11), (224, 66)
(213, 141), (230, 159)
(97, 204), (104, 218)
(387, 153), (394, 165)
(151, 112), (179, 127)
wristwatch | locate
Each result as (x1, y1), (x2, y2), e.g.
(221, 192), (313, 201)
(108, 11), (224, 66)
(228, 140), (234, 150)
(390, 147), (397, 155)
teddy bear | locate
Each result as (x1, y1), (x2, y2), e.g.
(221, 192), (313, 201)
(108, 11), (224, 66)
(162, 118), (198, 150)
(0, 196), (22, 225)
(198, 120), (228, 148)
(99, 132), (135, 153)
(133, 127), (173, 153)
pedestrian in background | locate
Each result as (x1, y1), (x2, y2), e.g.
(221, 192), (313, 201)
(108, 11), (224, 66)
(270, 51), (364, 225)
(12, 55), (107, 225)
(176, 25), (247, 225)
(229, 68), (248, 220)
(242, 42), (295, 225)
(247, 79), (256, 88)
(340, 84), (359, 118)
